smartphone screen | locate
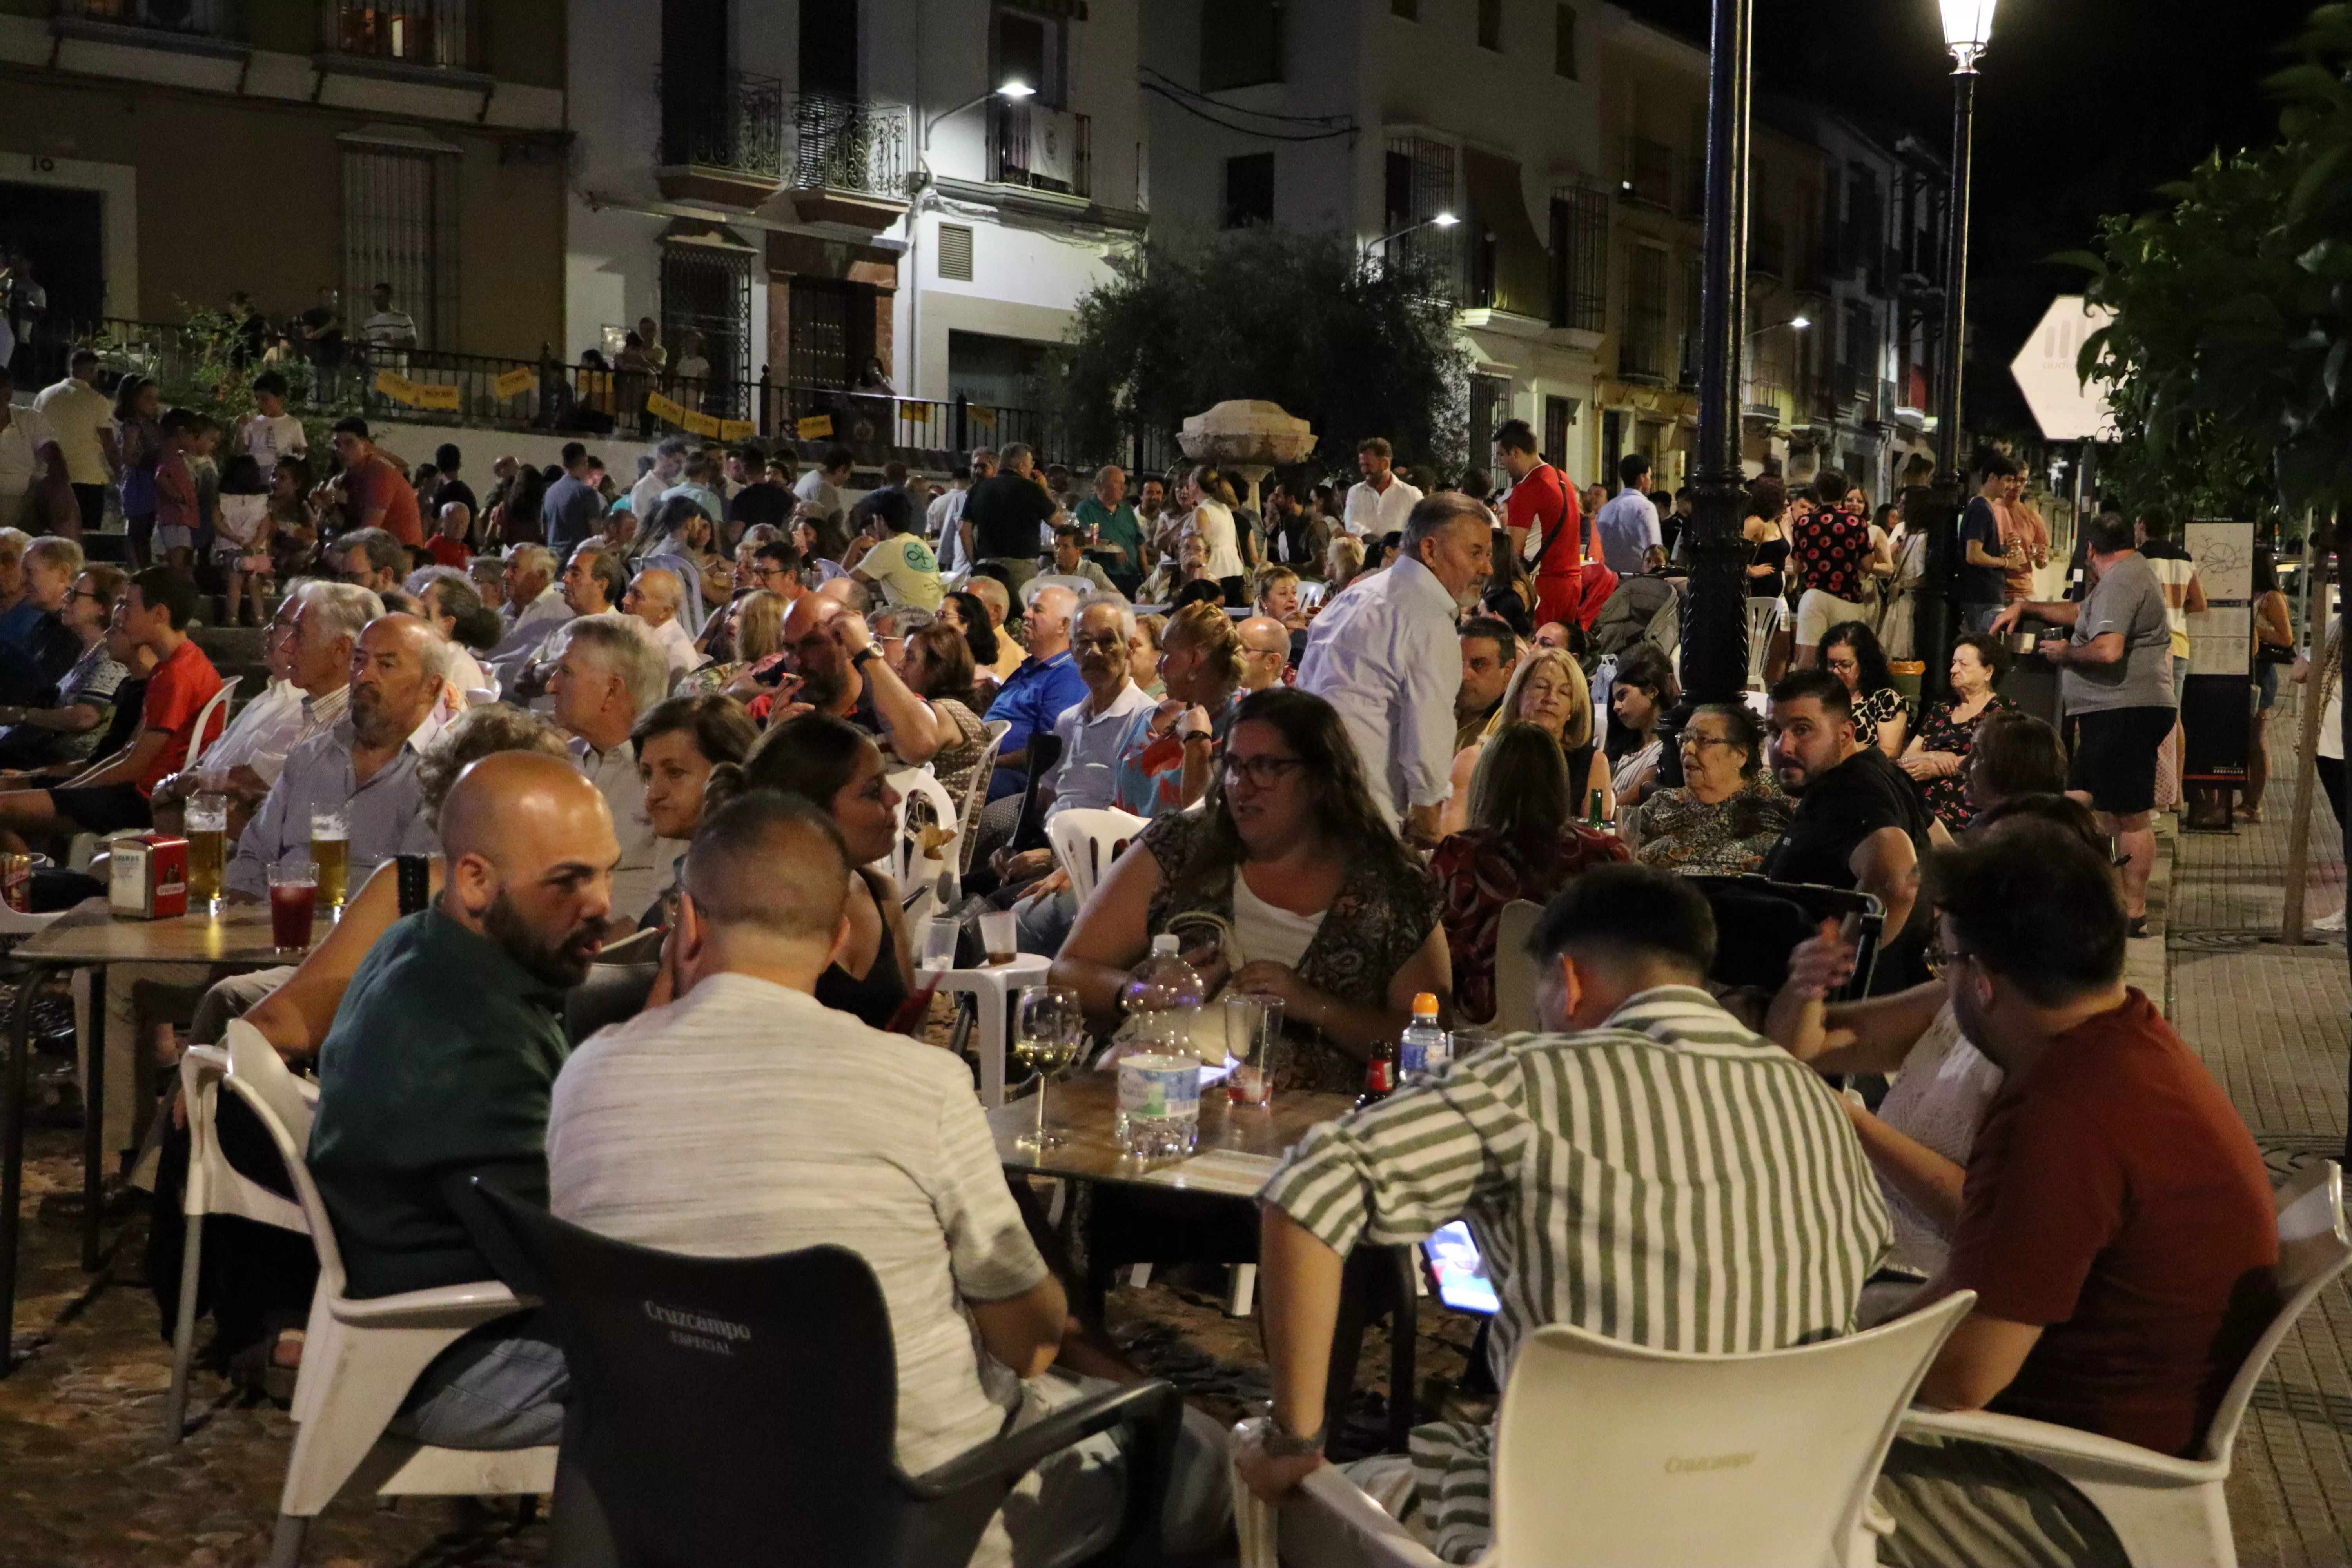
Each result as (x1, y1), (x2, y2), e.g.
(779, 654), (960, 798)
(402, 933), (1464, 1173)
(1422, 1220), (1499, 1315)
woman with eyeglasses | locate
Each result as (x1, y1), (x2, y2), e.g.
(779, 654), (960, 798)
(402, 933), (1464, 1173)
(1055, 687), (1448, 1093)
(1762, 794), (2106, 1318)
(1628, 701), (1793, 875)
(0, 565), (132, 771)
(1819, 619), (1909, 757)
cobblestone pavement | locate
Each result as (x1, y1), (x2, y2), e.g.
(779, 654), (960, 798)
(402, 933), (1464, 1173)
(2170, 694), (2352, 1566)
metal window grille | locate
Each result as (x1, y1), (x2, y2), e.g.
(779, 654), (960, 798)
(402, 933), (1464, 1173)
(1620, 242), (1671, 381)
(937, 223), (975, 282)
(1383, 131), (1460, 292)
(60, 0), (230, 35)
(661, 243), (753, 418)
(661, 69), (786, 180)
(342, 143), (454, 351)
(328, 0), (471, 69)
(790, 92), (909, 197)
(1548, 185), (1606, 332)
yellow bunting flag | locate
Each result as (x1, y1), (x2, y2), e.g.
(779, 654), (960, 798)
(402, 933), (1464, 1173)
(797, 414), (834, 439)
(904, 403), (930, 422)
(969, 406), (998, 428)
(717, 418), (756, 443)
(372, 369), (416, 403)
(492, 367), (535, 399)
(412, 382), (462, 412)
(644, 390), (689, 427)
(682, 408), (722, 438)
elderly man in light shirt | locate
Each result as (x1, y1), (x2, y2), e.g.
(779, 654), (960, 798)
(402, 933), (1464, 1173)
(225, 615), (446, 898)
(485, 544), (572, 688)
(622, 565), (697, 688)
(545, 614), (680, 922)
(1296, 492), (1492, 848)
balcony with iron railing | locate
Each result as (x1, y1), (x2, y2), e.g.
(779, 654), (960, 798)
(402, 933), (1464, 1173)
(787, 93), (912, 227)
(1619, 326), (1676, 384)
(53, 0), (236, 45)
(1620, 136), (1678, 212)
(990, 99), (1091, 198)
(322, 0), (474, 71)
(657, 67), (787, 208)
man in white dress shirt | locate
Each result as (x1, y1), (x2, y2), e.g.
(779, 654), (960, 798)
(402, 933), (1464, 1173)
(622, 566), (697, 688)
(1297, 492), (1492, 847)
(1592, 452), (1663, 575)
(1339, 437), (1424, 541)
(546, 614), (679, 923)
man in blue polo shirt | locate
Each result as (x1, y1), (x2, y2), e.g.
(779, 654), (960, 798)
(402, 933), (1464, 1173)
(982, 581), (1084, 800)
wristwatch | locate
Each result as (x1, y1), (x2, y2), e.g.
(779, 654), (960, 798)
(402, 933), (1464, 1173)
(850, 644), (880, 669)
(1179, 728), (1215, 746)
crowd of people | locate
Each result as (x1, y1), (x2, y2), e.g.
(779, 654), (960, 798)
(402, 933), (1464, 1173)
(0, 337), (2329, 1568)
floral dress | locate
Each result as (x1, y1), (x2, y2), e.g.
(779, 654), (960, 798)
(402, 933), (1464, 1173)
(1138, 809), (1440, 1094)
(1434, 826), (1630, 1024)
(1852, 685), (1907, 749)
(1911, 693), (2015, 832)
(1633, 776), (1796, 876)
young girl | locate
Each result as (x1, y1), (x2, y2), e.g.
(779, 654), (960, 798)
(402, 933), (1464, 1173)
(152, 409), (205, 573)
(268, 452), (318, 582)
(214, 453), (274, 626)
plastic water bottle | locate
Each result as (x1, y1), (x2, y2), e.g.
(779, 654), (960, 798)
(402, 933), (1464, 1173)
(1397, 992), (1451, 1082)
(1119, 933), (1207, 1059)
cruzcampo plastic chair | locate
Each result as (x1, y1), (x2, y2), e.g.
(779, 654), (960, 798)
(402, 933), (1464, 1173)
(1900, 1160), (2352, 1568)
(471, 1180), (1185, 1568)
(1238, 1291), (1975, 1568)
(233, 1067), (555, 1568)
(1047, 806), (1149, 907)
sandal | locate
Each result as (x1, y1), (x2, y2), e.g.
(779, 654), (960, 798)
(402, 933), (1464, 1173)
(2128, 915), (2151, 939)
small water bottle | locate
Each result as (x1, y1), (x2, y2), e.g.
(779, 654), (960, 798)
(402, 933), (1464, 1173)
(1397, 992), (1450, 1082)
(1119, 933), (1207, 1057)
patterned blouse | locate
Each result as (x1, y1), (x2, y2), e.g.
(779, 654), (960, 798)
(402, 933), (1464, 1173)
(1633, 776), (1795, 876)
(1138, 808), (1442, 1094)
(1792, 505), (1873, 599)
(1433, 825), (1631, 1025)
(1911, 692), (2016, 831)
(919, 696), (991, 802)
(1853, 685), (1907, 747)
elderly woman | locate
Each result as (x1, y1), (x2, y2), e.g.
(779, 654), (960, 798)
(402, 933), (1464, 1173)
(1820, 619), (1909, 757)
(1604, 642), (1677, 809)
(1112, 598), (1246, 818)
(1439, 645), (1606, 836)
(683, 587), (788, 697)
(1434, 724), (1630, 1024)
(1958, 710), (2069, 824)
(1898, 632), (2015, 834)
(1178, 465), (1248, 604)
(1055, 688), (1449, 1094)
(1130, 612), (1167, 698)
(1629, 701), (1793, 875)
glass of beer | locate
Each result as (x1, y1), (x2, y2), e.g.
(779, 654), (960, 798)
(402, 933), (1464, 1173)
(186, 792), (229, 915)
(310, 809), (350, 911)
(268, 858), (318, 953)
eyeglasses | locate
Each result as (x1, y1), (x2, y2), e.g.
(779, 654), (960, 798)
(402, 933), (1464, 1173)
(1222, 753), (1305, 787)
(67, 588), (106, 604)
(1680, 733), (1738, 750)
(1923, 941), (1973, 978)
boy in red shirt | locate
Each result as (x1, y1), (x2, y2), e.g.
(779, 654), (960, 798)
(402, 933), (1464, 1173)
(0, 568), (225, 842)
(1871, 820), (2278, 1566)
(1493, 419), (1584, 631)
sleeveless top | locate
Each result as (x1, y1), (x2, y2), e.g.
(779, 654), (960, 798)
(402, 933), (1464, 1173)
(815, 868), (909, 1031)
(1874, 1004), (2005, 1276)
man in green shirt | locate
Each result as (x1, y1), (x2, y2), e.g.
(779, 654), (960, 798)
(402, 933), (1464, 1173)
(1073, 463), (1143, 597)
(307, 750), (621, 1448)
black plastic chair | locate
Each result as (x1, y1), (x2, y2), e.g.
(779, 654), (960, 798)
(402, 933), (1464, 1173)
(1688, 875), (1886, 1001)
(563, 961), (661, 1046)
(471, 1181), (1183, 1568)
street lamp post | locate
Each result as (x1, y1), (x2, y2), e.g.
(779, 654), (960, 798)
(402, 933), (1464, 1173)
(904, 81), (1036, 397)
(1367, 211), (1460, 256)
(1675, 0), (1756, 711)
(1918, 0), (1997, 704)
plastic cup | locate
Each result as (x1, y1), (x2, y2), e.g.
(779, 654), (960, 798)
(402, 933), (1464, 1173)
(1224, 993), (1282, 1106)
(1116, 1053), (1201, 1160)
(980, 910), (1017, 965)
(920, 916), (960, 973)
(268, 858), (318, 952)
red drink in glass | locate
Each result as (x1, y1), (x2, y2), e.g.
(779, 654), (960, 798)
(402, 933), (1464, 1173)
(270, 881), (316, 950)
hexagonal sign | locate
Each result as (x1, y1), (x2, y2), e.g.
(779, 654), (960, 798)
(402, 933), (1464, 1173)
(2010, 294), (2118, 442)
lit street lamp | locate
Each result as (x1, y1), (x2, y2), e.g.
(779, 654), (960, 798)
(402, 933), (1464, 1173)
(906, 80), (1040, 393)
(1368, 211), (1461, 254)
(1746, 315), (1810, 340)
(1918, 0), (1998, 704)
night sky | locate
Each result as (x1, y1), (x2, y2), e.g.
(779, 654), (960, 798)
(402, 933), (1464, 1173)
(1622, 0), (2320, 437)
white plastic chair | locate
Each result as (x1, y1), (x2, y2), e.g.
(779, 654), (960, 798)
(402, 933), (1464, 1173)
(958, 720), (1012, 875)
(165, 1023), (318, 1443)
(1046, 806), (1149, 906)
(1491, 898), (1545, 1033)
(1237, 1290), (1975, 1568)
(1898, 1159), (2351, 1568)
(885, 765), (960, 889)
(186, 682), (237, 770)
(229, 1053), (556, 1568)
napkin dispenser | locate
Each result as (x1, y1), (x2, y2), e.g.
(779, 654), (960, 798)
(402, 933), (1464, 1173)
(109, 832), (189, 920)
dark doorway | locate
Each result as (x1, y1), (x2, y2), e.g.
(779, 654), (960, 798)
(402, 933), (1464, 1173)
(798, 0), (858, 98)
(0, 181), (105, 385)
(660, 0), (729, 163)
(788, 277), (870, 390)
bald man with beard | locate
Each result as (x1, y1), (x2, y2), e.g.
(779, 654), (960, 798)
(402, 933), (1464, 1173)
(306, 752), (619, 1454)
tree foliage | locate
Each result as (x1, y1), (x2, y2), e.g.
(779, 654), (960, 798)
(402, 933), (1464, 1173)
(1054, 228), (1471, 475)
(2071, 2), (2352, 520)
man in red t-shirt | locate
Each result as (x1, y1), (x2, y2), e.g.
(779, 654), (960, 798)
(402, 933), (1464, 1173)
(332, 416), (423, 548)
(0, 567), (225, 839)
(1493, 419), (1583, 631)
(1873, 820), (2278, 1566)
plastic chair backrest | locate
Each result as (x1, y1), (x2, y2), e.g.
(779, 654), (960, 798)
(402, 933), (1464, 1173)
(223, 1019), (315, 1152)
(1492, 898), (1545, 1033)
(1045, 806), (1148, 906)
(471, 1183), (1002, 1568)
(185, 683), (237, 771)
(2199, 1160), (2351, 1465)
(1690, 875), (1884, 1002)
(1490, 1292), (1974, 1567)
(958, 721), (1012, 874)
(1009, 731), (1063, 853)
(225, 1053), (346, 1300)
(887, 766), (959, 888)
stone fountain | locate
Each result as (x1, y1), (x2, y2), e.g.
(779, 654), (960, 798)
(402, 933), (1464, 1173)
(1175, 399), (1318, 514)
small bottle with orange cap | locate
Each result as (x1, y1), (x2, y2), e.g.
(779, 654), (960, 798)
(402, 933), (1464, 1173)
(1396, 991), (1452, 1083)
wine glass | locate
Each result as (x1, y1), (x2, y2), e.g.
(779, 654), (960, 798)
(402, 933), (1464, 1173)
(1015, 987), (1082, 1152)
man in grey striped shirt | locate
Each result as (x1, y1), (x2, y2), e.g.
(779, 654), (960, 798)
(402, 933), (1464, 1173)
(1240, 864), (1891, 1563)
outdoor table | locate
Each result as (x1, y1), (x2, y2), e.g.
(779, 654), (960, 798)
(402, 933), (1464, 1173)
(0, 902), (324, 1372)
(988, 1072), (1422, 1453)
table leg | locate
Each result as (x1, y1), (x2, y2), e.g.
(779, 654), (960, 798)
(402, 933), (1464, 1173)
(81, 964), (103, 1273)
(1382, 1245), (1418, 1454)
(1, 966), (41, 1374)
